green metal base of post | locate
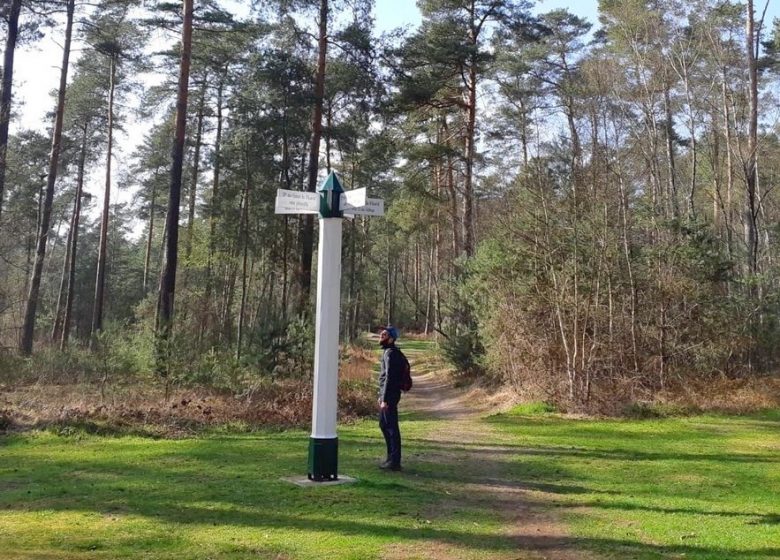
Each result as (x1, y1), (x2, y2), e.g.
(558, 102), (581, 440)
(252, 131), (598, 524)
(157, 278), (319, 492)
(308, 437), (338, 482)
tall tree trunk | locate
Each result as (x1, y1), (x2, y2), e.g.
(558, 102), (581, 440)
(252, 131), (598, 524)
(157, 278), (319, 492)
(142, 173), (158, 295)
(153, 216), (169, 332)
(19, 0), (75, 354)
(156, 0), (193, 376)
(721, 72), (734, 263)
(663, 85), (679, 219)
(45, 214), (65, 284)
(298, 0), (328, 312)
(220, 260), (237, 344)
(684, 92), (697, 222)
(519, 97), (529, 168)
(711, 109), (721, 228)
(281, 108), (292, 189)
(0, 0), (21, 223)
(236, 156), (251, 361)
(463, 39), (478, 258)
(279, 117), (292, 319)
(639, 101), (663, 224)
(282, 216), (289, 319)
(744, 0), (759, 275)
(414, 241), (420, 326)
(60, 124), (89, 349)
(35, 181), (45, 238)
(619, 171), (639, 374)
(565, 96), (581, 174)
(185, 77), (207, 259)
(424, 238), (434, 335)
(351, 219), (365, 338)
(434, 159), (443, 335)
(221, 185), (246, 340)
(203, 71), (225, 335)
(53, 138), (83, 345)
(91, 53), (117, 343)
(441, 118), (461, 259)
(346, 217), (356, 340)
(52, 207), (74, 342)
(325, 99), (332, 173)
(209, 76), (225, 261)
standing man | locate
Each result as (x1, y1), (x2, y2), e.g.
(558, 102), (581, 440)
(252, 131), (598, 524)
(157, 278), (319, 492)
(378, 325), (403, 471)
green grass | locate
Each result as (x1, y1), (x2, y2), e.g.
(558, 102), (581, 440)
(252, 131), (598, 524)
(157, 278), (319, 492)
(497, 402), (557, 416)
(0, 419), (522, 559)
(2, 336), (778, 559)
(3, 413), (778, 560)
(398, 339), (435, 352)
(488, 409), (780, 559)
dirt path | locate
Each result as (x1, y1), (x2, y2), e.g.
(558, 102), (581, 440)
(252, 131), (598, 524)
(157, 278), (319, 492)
(391, 344), (594, 560)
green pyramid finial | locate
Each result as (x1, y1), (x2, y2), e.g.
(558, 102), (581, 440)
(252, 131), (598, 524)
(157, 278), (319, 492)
(318, 171), (345, 194)
(318, 171), (345, 218)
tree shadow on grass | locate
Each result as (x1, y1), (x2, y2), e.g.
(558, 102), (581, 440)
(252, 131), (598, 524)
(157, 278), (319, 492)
(3, 421), (779, 559)
(0, 441), (523, 555)
(393, 436), (780, 464)
(342, 433), (780, 547)
(570, 500), (780, 525)
(345, 432), (780, 467)
(509, 535), (780, 560)
(448, 434), (779, 524)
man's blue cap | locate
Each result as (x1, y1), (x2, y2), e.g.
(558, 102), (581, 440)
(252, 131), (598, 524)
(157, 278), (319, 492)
(384, 325), (399, 340)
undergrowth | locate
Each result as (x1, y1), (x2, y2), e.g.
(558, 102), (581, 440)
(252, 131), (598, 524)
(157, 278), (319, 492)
(0, 337), (379, 437)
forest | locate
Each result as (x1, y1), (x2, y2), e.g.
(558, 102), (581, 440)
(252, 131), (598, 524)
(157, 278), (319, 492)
(1, 0), (780, 418)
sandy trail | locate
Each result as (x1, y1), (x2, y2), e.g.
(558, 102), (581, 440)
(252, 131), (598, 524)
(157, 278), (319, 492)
(385, 345), (594, 560)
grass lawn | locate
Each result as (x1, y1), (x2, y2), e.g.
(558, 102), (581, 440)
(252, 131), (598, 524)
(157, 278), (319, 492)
(2, 337), (779, 560)
(488, 407), (780, 559)
(3, 412), (778, 559)
(0, 420), (520, 560)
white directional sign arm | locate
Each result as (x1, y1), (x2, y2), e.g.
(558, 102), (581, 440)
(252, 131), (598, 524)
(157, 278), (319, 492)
(343, 197), (384, 217)
(340, 187), (367, 211)
(275, 189), (320, 214)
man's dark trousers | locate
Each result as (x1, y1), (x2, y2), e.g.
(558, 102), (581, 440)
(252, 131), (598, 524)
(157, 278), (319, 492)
(379, 401), (401, 467)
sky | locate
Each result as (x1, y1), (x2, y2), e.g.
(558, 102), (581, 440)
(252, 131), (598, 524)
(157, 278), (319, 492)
(373, 0), (599, 30)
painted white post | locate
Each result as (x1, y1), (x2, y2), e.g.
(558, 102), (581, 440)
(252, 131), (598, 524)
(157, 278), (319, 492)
(308, 218), (342, 475)
(312, 218), (342, 439)
(305, 172), (344, 480)
(275, 171), (383, 482)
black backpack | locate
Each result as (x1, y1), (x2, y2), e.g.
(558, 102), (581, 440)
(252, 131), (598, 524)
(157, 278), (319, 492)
(398, 349), (413, 392)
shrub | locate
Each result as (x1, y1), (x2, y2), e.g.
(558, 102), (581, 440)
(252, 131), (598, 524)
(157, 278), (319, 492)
(440, 329), (484, 377)
(467, 198), (780, 411)
(240, 315), (314, 379)
(183, 348), (247, 392)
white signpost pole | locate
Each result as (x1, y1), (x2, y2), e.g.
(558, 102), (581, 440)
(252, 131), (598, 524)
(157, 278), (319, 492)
(307, 172), (344, 480)
(275, 171), (383, 482)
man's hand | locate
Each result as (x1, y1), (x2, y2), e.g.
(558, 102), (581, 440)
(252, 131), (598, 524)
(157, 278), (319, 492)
(379, 401), (388, 410)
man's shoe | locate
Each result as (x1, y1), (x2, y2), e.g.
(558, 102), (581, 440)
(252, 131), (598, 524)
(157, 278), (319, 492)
(379, 461), (401, 471)
(378, 460), (393, 469)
